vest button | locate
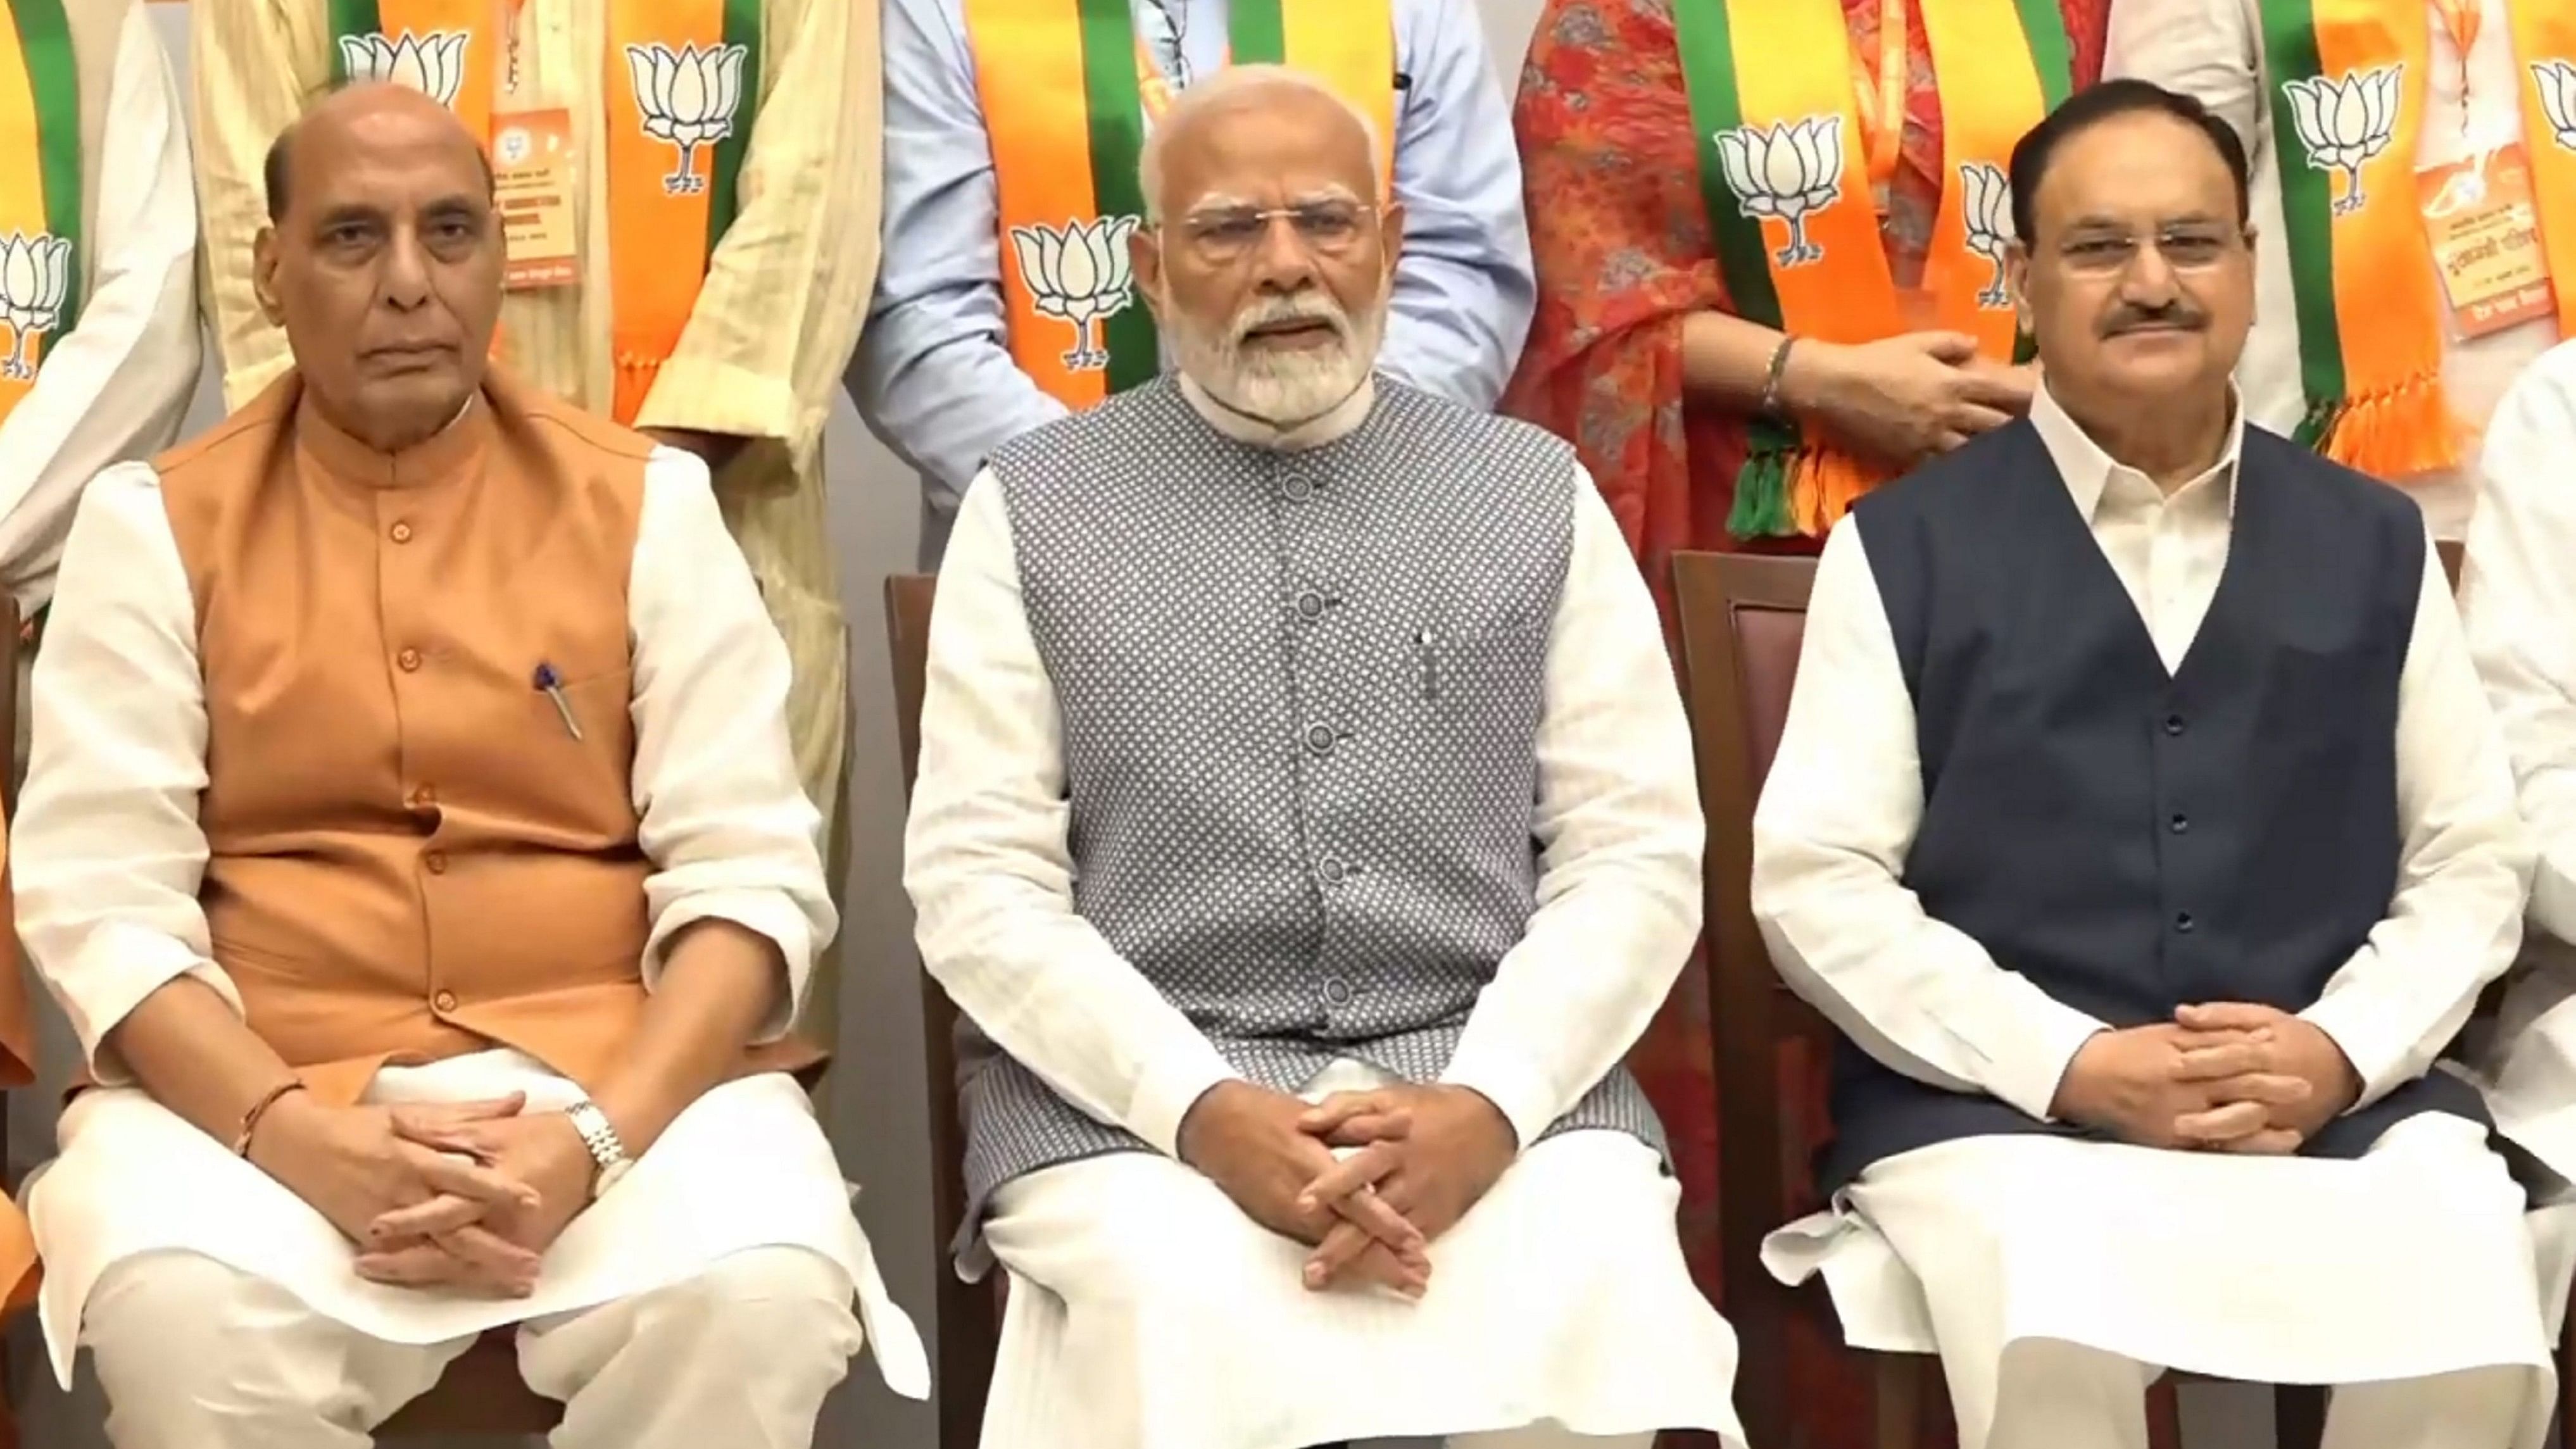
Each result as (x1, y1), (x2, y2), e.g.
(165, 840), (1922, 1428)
(432, 989), (458, 1013)
(2173, 912), (2195, 933)
(2163, 714), (2185, 736)
(1295, 591), (1326, 621)
(397, 647), (422, 672)
(1283, 477), (1312, 504)
(1318, 856), (1347, 884)
(424, 850), (449, 875)
(410, 784), (437, 810)
(1304, 723), (1335, 756)
(388, 521), (413, 544)
(1322, 977), (1354, 1005)
(2168, 813), (2189, 834)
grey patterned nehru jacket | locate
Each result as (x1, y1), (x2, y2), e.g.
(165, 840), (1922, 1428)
(954, 375), (1667, 1260)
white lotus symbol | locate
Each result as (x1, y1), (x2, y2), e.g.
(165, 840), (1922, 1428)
(336, 30), (468, 108)
(1009, 216), (1140, 372)
(2283, 65), (2403, 215)
(0, 231), (69, 380)
(1960, 162), (2014, 308)
(2534, 61), (2576, 153)
(1715, 116), (1845, 268)
(625, 42), (748, 196)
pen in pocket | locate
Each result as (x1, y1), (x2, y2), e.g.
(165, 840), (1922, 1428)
(532, 662), (584, 741)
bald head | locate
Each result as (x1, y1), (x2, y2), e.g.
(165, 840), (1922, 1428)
(1139, 66), (1379, 223)
(265, 82), (493, 223)
(251, 80), (505, 453)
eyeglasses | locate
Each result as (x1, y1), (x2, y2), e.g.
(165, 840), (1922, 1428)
(2053, 225), (2244, 275)
(1170, 199), (1376, 263)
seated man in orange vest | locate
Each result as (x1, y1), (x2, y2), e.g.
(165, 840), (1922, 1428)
(8, 82), (925, 1449)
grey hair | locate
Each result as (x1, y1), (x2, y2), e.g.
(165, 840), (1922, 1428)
(1137, 65), (1381, 222)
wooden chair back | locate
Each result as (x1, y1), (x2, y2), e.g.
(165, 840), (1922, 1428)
(884, 574), (999, 1449)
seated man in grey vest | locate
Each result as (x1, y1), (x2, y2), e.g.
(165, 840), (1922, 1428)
(902, 65), (1747, 1449)
(1752, 80), (2565, 1449)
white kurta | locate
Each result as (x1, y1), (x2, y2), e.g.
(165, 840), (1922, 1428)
(2463, 340), (2576, 1191)
(903, 380), (1746, 1449)
(1753, 387), (2564, 1449)
(10, 451), (927, 1401)
(2106, 0), (2560, 541)
(0, 0), (199, 612)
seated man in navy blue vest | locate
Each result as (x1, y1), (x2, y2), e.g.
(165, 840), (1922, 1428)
(1750, 79), (2565, 1449)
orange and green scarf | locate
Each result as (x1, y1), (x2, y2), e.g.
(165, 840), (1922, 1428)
(2262, 0), (2576, 475)
(1676, 0), (2072, 539)
(962, 0), (1397, 410)
(0, 0), (82, 426)
(329, 0), (762, 425)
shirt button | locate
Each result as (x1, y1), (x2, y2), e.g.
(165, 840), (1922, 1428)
(1304, 723), (1335, 756)
(2169, 813), (2189, 834)
(432, 989), (458, 1013)
(1323, 977), (1354, 1005)
(1318, 856), (1347, 884)
(1283, 477), (1312, 505)
(388, 521), (413, 544)
(2173, 912), (2195, 933)
(423, 850), (449, 875)
(397, 647), (422, 672)
(2163, 714), (2186, 736)
(1295, 591), (1326, 622)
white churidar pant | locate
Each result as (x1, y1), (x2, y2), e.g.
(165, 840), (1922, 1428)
(81, 1244), (859, 1448)
(1764, 1112), (2573, 1449)
(975, 1060), (1746, 1449)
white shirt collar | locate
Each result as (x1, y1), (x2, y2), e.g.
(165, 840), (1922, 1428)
(2030, 379), (2246, 520)
(1179, 373), (1376, 451)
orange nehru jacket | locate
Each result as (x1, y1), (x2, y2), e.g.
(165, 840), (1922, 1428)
(139, 370), (819, 1108)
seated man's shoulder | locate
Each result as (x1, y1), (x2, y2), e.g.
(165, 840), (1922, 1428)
(1379, 377), (1578, 463)
(151, 382), (301, 500)
(500, 380), (661, 467)
(2239, 425), (2425, 532)
(1847, 422), (2030, 527)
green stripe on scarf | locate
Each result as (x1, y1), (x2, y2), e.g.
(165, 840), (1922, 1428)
(1228, 0), (1287, 63)
(14, 0), (78, 341)
(327, 0), (384, 84)
(1078, 0), (1159, 394)
(2258, 0), (2349, 446)
(2013, 0), (2076, 110)
(704, 0), (763, 252)
(1672, 0), (1799, 539)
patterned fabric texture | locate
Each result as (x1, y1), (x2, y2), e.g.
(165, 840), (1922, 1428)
(1502, 4), (2106, 1445)
(957, 377), (1666, 1259)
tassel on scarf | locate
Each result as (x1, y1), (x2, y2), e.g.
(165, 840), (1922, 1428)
(2311, 373), (2464, 482)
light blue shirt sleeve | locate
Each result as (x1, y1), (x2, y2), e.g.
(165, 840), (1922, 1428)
(850, 0), (1535, 518)
(1379, 0), (1533, 410)
(850, 0), (1072, 517)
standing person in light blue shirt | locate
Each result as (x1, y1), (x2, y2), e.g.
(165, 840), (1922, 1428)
(852, 0), (1535, 563)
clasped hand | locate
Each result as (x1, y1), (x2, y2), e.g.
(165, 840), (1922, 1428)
(249, 1091), (598, 1296)
(2048, 1003), (2362, 1153)
(1177, 1080), (1517, 1303)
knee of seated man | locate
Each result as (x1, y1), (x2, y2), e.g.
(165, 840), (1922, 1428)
(625, 1245), (860, 1359)
(87, 1251), (327, 1394)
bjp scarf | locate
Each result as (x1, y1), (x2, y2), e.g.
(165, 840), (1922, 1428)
(2261, 0), (2576, 475)
(960, 0), (1397, 409)
(0, 0), (82, 427)
(327, 0), (763, 425)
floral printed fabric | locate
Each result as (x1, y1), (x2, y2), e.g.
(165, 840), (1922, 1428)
(1502, 4), (2104, 1443)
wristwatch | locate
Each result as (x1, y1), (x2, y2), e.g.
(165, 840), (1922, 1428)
(563, 1100), (636, 1199)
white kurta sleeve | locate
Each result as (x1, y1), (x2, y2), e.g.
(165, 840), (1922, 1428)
(13, 463), (242, 1082)
(2300, 524), (2535, 1105)
(2464, 349), (2576, 950)
(1439, 470), (1702, 1149)
(0, 1), (199, 613)
(628, 447), (836, 1042)
(1750, 520), (2109, 1122)
(2104, 0), (2259, 146)
(903, 470), (1239, 1158)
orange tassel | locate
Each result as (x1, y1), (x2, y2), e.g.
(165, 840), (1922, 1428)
(1788, 447), (1890, 538)
(2321, 373), (2465, 481)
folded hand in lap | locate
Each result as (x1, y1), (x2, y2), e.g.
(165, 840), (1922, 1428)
(1179, 1081), (1429, 1298)
(2166, 1001), (2362, 1150)
(358, 1109), (600, 1287)
(247, 1091), (544, 1296)
(1293, 1084), (1516, 1295)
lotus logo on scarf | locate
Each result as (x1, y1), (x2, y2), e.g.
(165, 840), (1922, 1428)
(2282, 65), (2403, 216)
(1713, 116), (1845, 267)
(1009, 217), (1140, 372)
(625, 42), (750, 195)
(0, 231), (68, 380)
(337, 31), (469, 108)
(1960, 162), (2016, 309)
(2534, 61), (2576, 153)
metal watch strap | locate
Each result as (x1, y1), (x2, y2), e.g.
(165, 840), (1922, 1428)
(563, 1100), (632, 1197)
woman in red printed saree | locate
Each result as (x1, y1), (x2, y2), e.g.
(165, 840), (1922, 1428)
(1505, 3), (2104, 1443)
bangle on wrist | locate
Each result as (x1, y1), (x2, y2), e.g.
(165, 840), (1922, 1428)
(234, 1079), (306, 1158)
(1759, 334), (1799, 422)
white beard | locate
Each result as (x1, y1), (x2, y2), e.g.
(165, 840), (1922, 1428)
(1161, 289), (1388, 428)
